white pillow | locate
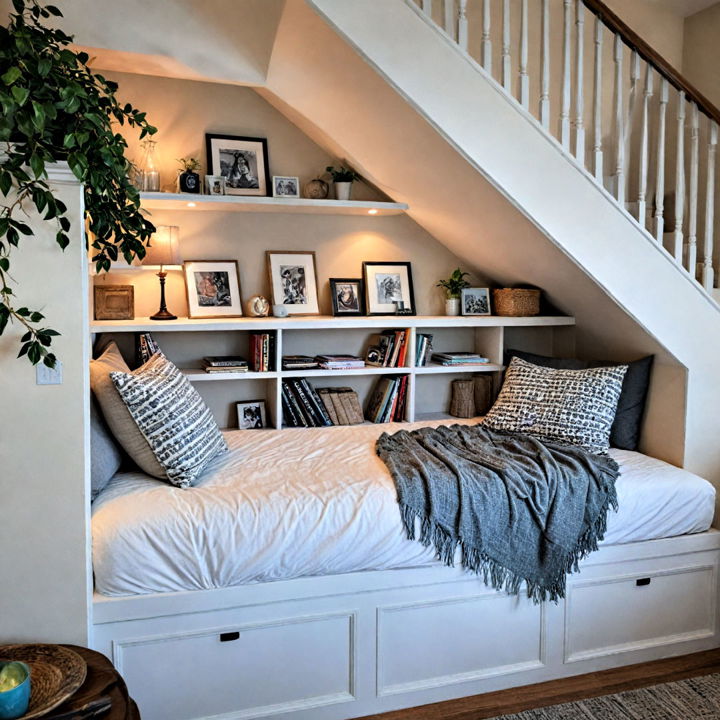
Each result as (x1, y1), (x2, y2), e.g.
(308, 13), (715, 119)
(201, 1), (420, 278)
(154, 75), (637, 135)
(110, 351), (227, 487)
(483, 357), (628, 455)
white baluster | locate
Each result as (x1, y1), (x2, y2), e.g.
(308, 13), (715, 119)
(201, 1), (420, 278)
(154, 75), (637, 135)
(673, 92), (686, 264)
(482, 0), (492, 72)
(502, 0), (511, 92)
(702, 122), (718, 292)
(624, 51), (640, 195)
(444, 0), (455, 39)
(655, 79), (669, 241)
(575, 1), (585, 163)
(593, 16), (603, 182)
(613, 34), (625, 202)
(637, 65), (653, 227)
(560, 0), (572, 150)
(687, 103), (699, 273)
(519, 0), (529, 109)
(423, 0), (433, 16)
(458, 0), (468, 50)
(540, 0), (550, 129)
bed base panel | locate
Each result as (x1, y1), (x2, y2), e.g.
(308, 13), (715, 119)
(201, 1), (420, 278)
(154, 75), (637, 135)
(91, 531), (720, 720)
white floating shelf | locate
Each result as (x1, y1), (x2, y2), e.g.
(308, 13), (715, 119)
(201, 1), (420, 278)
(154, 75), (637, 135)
(139, 192), (408, 216)
(282, 366), (408, 378)
(414, 363), (504, 374)
(182, 369), (279, 381)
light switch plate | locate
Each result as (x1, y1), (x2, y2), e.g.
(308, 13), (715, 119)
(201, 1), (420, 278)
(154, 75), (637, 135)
(36, 360), (63, 385)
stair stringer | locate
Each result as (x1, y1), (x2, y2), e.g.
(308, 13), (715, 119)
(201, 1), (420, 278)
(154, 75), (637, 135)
(262, 0), (719, 487)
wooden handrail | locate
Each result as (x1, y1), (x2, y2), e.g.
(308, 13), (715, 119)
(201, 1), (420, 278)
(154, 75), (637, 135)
(582, 0), (720, 125)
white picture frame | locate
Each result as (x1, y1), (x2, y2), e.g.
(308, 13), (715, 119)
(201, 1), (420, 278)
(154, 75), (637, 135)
(183, 260), (243, 319)
(266, 251), (319, 316)
(272, 176), (300, 198)
(205, 175), (225, 196)
(236, 400), (267, 430)
(461, 287), (492, 316)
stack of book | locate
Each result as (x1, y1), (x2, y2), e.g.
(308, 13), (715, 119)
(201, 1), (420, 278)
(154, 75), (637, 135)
(316, 354), (365, 370)
(365, 329), (410, 368)
(316, 387), (364, 425)
(415, 333), (433, 367)
(431, 351), (490, 367)
(366, 375), (409, 423)
(249, 331), (276, 372)
(202, 356), (249, 374)
(136, 332), (160, 365)
(281, 378), (333, 427)
(282, 355), (320, 370)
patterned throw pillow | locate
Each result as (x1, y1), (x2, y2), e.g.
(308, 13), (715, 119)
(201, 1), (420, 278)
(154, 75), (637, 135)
(483, 357), (628, 455)
(110, 352), (227, 488)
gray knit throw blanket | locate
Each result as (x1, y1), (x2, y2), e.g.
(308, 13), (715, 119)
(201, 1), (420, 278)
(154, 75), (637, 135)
(376, 424), (619, 603)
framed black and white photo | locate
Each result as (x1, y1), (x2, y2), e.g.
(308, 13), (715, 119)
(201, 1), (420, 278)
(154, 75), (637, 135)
(461, 287), (492, 316)
(266, 251), (319, 316)
(183, 260), (243, 319)
(272, 176), (300, 198)
(329, 278), (365, 316)
(205, 174), (225, 196)
(236, 400), (266, 430)
(363, 261), (416, 316)
(205, 133), (270, 197)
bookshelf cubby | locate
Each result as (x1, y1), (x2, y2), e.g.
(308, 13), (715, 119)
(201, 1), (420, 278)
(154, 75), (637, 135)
(92, 315), (575, 429)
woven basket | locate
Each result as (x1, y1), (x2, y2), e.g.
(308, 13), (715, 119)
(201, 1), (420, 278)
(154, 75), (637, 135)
(492, 288), (540, 316)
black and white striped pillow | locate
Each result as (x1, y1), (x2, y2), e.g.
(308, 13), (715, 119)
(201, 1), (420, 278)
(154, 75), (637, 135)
(483, 357), (628, 455)
(110, 352), (227, 487)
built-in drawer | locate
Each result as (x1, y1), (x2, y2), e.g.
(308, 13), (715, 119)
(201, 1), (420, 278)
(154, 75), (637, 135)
(565, 564), (716, 663)
(114, 611), (355, 720)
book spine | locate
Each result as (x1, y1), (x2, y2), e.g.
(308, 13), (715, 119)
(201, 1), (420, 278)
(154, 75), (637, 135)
(330, 392), (350, 425)
(281, 389), (299, 427)
(300, 378), (333, 426)
(365, 379), (387, 422)
(317, 389), (339, 425)
(283, 381), (310, 427)
(337, 390), (358, 425)
(397, 330), (409, 368)
(344, 390), (365, 424)
(382, 378), (400, 423)
(289, 378), (321, 427)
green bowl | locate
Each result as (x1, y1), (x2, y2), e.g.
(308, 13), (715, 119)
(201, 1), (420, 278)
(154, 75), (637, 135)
(0, 662), (30, 720)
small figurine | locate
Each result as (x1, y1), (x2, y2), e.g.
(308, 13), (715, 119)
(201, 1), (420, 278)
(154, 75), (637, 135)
(245, 294), (270, 317)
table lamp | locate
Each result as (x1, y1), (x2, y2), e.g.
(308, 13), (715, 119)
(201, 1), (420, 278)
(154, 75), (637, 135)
(143, 225), (181, 320)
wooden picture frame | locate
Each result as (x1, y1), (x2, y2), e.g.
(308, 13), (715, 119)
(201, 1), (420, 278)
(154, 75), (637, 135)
(94, 285), (134, 320)
(205, 133), (270, 197)
(183, 260), (243, 319)
(266, 251), (320, 316)
(362, 261), (416, 316)
(329, 278), (365, 316)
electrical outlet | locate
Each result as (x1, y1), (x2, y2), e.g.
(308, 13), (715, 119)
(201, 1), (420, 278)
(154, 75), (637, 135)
(36, 360), (63, 385)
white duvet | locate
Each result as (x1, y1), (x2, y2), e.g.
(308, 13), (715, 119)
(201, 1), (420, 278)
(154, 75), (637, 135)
(92, 419), (715, 596)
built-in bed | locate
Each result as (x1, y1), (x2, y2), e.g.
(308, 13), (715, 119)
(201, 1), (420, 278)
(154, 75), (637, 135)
(91, 419), (720, 720)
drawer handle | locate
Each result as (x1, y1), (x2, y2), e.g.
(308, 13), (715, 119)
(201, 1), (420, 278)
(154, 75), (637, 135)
(220, 632), (240, 642)
(636, 578), (651, 587)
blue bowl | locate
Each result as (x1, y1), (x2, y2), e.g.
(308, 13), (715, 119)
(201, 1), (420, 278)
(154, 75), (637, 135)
(0, 661), (30, 720)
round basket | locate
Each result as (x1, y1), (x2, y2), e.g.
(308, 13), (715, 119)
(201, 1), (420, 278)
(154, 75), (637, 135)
(492, 288), (540, 316)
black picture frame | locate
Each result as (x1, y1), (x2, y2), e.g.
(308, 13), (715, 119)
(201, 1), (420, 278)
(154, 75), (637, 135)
(329, 278), (366, 316)
(205, 133), (271, 197)
(362, 261), (416, 316)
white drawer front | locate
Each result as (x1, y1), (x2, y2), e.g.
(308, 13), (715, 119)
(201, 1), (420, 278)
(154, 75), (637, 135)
(377, 593), (545, 696)
(565, 565), (716, 662)
(115, 612), (355, 720)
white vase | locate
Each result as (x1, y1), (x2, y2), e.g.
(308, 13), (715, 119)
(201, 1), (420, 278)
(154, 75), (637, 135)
(445, 297), (460, 316)
(334, 181), (352, 201)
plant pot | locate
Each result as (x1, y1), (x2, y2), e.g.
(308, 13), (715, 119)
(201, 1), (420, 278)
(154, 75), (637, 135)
(178, 171), (200, 194)
(445, 297), (460, 316)
(334, 181), (352, 201)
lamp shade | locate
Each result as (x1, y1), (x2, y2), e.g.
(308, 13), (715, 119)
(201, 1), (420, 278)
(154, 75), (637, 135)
(143, 225), (181, 267)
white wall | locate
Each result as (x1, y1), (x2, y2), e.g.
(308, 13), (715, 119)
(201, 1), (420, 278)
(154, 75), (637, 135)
(0, 168), (91, 645)
(683, 3), (720, 109)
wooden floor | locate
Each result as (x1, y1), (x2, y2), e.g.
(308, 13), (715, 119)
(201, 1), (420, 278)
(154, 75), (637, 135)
(362, 649), (720, 720)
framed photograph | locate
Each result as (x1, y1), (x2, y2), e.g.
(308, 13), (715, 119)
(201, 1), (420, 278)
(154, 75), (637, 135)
(461, 287), (492, 316)
(94, 285), (134, 320)
(205, 133), (270, 197)
(272, 176), (300, 198)
(205, 175), (225, 196)
(237, 400), (266, 430)
(183, 260), (243, 319)
(362, 261), (416, 316)
(266, 251), (319, 316)
(329, 278), (365, 316)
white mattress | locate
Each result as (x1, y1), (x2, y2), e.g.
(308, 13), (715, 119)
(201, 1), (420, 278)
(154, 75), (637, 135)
(91, 419), (716, 596)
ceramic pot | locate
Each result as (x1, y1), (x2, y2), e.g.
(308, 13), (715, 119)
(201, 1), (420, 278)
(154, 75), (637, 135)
(445, 297), (460, 316)
(334, 181), (352, 201)
(178, 171), (200, 194)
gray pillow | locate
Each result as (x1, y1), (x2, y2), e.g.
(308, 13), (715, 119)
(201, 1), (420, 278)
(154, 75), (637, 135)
(90, 397), (122, 500)
(505, 350), (653, 451)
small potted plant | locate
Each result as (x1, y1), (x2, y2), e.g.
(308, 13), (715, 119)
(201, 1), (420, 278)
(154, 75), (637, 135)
(326, 165), (361, 201)
(437, 268), (470, 316)
(177, 157), (201, 194)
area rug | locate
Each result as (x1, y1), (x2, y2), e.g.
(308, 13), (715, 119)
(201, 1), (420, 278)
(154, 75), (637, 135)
(492, 672), (720, 719)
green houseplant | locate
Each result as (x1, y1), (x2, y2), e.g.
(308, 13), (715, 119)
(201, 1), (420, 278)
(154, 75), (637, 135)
(326, 165), (360, 201)
(436, 268), (470, 316)
(0, 0), (157, 367)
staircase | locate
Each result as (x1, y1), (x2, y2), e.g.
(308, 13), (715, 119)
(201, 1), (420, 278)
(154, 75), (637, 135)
(261, 0), (720, 486)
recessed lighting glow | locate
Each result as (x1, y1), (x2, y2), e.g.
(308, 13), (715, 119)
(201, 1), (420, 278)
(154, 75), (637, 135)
(368, 209), (378, 215)
(187, 202), (196, 208)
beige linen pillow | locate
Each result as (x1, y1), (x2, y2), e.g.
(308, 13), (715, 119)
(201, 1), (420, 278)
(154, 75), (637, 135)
(89, 342), (167, 478)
